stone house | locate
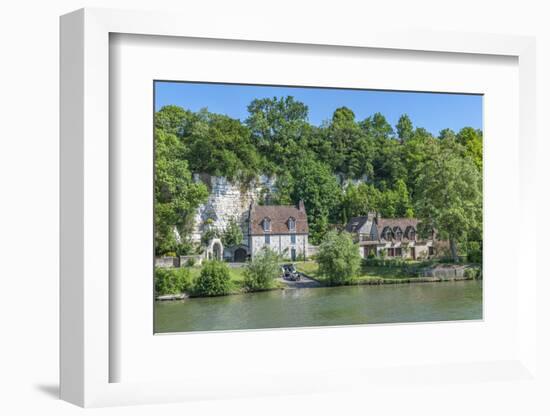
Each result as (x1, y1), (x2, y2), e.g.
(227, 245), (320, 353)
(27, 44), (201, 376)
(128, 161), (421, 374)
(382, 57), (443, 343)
(185, 175), (312, 262)
(247, 200), (309, 261)
(345, 213), (437, 260)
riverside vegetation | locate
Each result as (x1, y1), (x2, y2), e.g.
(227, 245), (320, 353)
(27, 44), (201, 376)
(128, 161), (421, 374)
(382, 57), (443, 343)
(155, 98), (482, 264)
(155, 249), (285, 297)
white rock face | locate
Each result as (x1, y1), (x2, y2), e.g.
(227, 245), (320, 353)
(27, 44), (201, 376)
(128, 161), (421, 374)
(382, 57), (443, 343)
(190, 174), (276, 244)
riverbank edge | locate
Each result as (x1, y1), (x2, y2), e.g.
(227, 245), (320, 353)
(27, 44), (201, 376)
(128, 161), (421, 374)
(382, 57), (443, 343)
(298, 271), (479, 287)
(155, 285), (284, 301)
(156, 273), (480, 301)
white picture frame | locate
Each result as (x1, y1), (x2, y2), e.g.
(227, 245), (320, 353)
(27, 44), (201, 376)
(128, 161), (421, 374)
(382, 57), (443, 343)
(60, 7), (538, 407)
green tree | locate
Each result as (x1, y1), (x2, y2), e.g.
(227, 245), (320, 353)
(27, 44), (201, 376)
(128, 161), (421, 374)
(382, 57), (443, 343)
(283, 156), (342, 244)
(186, 112), (262, 183)
(243, 248), (280, 291)
(456, 127), (483, 171)
(154, 129), (209, 255)
(438, 128), (456, 141)
(154, 105), (195, 137)
(194, 261), (232, 296)
(317, 231), (361, 285)
(246, 96), (310, 172)
(362, 113), (405, 186)
(326, 107), (373, 179)
(414, 146), (482, 262)
(396, 114), (414, 142)
(222, 217), (244, 247)
(154, 267), (192, 295)
(392, 179), (415, 218)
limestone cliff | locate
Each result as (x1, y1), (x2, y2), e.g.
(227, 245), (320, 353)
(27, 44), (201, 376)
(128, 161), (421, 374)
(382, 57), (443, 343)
(190, 174), (276, 244)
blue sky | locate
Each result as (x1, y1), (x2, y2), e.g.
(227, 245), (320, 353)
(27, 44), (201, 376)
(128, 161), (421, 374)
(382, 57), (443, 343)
(155, 81), (482, 136)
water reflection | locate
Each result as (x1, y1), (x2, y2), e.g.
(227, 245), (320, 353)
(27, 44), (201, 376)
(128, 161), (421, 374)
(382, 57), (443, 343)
(155, 280), (482, 333)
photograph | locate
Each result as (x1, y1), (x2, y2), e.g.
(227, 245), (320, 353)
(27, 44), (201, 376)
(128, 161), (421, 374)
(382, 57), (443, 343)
(153, 81), (483, 333)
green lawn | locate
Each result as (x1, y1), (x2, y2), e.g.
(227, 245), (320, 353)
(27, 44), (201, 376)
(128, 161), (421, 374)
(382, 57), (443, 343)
(296, 261), (420, 285)
(188, 265), (247, 291)
(187, 265), (285, 292)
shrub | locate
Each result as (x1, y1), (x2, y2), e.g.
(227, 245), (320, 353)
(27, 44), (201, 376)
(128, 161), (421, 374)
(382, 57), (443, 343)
(464, 266), (482, 279)
(362, 257), (412, 268)
(221, 217), (243, 247)
(466, 241), (482, 263)
(185, 257), (196, 267)
(317, 231), (361, 286)
(155, 267), (192, 295)
(194, 260), (232, 296)
(243, 248), (280, 291)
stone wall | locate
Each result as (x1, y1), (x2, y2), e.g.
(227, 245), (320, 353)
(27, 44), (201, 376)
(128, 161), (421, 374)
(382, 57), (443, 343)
(155, 256), (180, 268)
(190, 174), (276, 244)
(251, 234), (308, 259)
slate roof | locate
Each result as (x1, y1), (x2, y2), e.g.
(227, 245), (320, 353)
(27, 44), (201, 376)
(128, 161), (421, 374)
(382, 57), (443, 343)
(377, 218), (419, 235)
(249, 201), (309, 235)
(345, 216), (370, 233)
(345, 215), (429, 241)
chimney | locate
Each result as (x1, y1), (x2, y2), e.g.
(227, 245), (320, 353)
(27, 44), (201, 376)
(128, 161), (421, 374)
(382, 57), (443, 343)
(298, 200), (305, 212)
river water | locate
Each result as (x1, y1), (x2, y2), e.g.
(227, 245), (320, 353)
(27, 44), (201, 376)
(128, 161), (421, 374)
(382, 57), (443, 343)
(154, 280), (482, 333)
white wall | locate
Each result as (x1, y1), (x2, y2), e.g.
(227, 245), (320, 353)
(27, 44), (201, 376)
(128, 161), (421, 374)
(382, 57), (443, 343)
(1, 1), (549, 415)
(251, 234), (308, 258)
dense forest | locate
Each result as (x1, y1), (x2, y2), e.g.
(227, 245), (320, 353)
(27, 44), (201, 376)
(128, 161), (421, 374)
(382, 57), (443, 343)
(155, 96), (482, 262)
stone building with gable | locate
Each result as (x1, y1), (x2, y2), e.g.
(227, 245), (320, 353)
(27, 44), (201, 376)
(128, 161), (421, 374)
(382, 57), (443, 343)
(345, 212), (438, 260)
(248, 200), (309, 261)
(188, 174), (309, 262)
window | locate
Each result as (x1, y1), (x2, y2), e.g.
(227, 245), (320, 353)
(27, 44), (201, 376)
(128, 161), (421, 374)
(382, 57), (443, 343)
(395, 228), (403, 240)
(265, 234), (270, 244)
(291, 234), (296, 244)
(263, 217), (271, 232)
(388, 248), (395, 257)
(383, 228), (392, 240)
(395, 247), (402, 256)
(288, 217), (296, 231)
(429, 246), (434, 256)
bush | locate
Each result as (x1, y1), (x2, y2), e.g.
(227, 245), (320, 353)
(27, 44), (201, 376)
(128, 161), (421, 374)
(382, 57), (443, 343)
(243, 248), (280, 291)
(185, 257), (196, 267)
(317, 231), (361, 286)
(362, 258), (411, 268)
(464, 266), (482, 279)
(155, 267), (192, 295)
(194, 260), (232, 296)
(466, 241), (482, 263)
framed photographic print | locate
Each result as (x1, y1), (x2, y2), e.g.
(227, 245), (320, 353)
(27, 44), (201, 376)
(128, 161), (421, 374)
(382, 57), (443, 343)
(60, 8), (538, 408)
(152, 81), (483, 334)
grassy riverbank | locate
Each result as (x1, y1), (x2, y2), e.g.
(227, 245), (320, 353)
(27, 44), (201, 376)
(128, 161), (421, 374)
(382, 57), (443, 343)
(296, 261), (476, 285)
(188, 266), (246, 289)
(156, 265), (285, 299)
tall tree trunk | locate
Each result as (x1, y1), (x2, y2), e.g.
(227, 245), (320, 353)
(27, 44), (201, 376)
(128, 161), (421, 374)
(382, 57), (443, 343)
(450, 239), (458, 263)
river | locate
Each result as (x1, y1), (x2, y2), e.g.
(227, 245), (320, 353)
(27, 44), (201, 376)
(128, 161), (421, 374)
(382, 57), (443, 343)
(154, 280), (482, 333)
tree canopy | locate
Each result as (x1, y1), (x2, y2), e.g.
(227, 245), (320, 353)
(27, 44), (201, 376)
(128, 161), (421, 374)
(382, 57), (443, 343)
(155, 97), (482, 256)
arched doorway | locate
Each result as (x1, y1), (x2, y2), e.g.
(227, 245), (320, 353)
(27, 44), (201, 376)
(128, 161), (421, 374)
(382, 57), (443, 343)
(213, 242), (222, 260)
(234, 248), (247, 262)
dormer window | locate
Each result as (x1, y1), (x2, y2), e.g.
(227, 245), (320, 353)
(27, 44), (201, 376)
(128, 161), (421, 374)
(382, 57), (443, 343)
(263, 217), (271, 232)
(394, 227), (403, 240)
(382, 227), (392, 241)
(288, 217), (296, 232)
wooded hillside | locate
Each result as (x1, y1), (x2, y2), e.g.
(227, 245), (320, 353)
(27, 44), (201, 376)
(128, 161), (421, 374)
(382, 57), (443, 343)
(155, 96), (482, 261)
